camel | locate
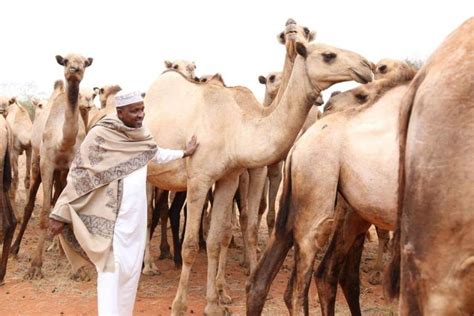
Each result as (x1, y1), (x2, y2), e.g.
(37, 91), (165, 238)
(246, 60), (416, 315)
(10, 54), (93, 280)
(200, 73), (226, 86)
(385, 18), (474, 315)
(86, 85), (121, 130)
(5, 99), (33, 220)
(144, 18), (372, 315)
(0, 114), (16, 284)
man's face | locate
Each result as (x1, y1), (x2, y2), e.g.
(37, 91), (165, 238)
(117, 102), (145, 128)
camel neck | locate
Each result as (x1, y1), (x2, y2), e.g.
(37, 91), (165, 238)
(237, 55), (318, 168)
(60, 80), (81, 152)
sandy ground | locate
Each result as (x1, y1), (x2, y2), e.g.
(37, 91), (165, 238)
(0, 157), (397, 315)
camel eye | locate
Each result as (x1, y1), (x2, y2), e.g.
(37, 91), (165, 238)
(201, 78), (207, 82)
(269, 75), (275, 83)
(378, 65), (387, 74)
(303, 27), (310, 35)
(173, 65), (179, 70)
(355, 94), (368, 103)
(322, 52), (337, 63)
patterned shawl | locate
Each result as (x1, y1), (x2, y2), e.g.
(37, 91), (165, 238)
(50, 114), (157, 272)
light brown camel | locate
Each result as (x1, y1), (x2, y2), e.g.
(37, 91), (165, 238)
(5, 99), (33, 220)
(386, 18), (474, 315)
(11, 54), (93, 280)
(144, 18), (372, 315)
(246, 60), (416, 315)
(86, 85), (121, 130)
(0, 113), (17, 284)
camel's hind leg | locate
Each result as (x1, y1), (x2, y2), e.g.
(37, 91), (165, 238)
(204, 173), (239, 315)
(24, 146), (32, 191)
(266, 161), (283, 235)
(314, 199), (369, 316)
(368, 226), (390, 285)
(169, 191), (186, 267)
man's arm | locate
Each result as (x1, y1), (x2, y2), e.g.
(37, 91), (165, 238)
(153, 135), (199, 164)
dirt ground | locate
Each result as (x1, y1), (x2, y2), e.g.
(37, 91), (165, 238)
(0, 158), (397, 315)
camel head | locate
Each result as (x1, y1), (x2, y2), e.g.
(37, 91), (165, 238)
(164, 59), (197, 80)
(78, 88), (98, 112)
(0, 96), (16, 117)
(200, 73), (226, 86)
(258, 72), (282, 104)
(296, 42), (373, 91)
(96, 85), (122, 109)
(374, 59), (417, 81)
(55, 54), (93, 83)
(278, 19), (316, 60)
(31, 97), (48, 111)
(322, 84), (375, 115)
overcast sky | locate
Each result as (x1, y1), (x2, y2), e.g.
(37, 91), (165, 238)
(1, 0), (472, 103)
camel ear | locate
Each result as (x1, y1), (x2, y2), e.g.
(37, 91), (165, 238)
(56, 55), (65, 66)
(277, 31), (286, 45)
(296, 42), (307, 58)
(258, 76), (267, 84)
(93, 87), (100, 94)
(141, 92), (146, 98)
(99, 87), (105, 94)
(308, 31), (316, 42)
(85, 58), (93, 67)
(164, 60), (172, 69)
(9, 97), (16, 105)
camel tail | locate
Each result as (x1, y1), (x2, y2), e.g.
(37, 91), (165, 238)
(275, 150), (294, 238)
(384, 71), (424, 300)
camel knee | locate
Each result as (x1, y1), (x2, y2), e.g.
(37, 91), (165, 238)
(182, 240), (199, 265)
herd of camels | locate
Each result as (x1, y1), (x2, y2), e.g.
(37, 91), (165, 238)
(0, 17), (472, 315)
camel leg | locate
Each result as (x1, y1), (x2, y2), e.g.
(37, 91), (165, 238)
(243, 167), (267, 275)
(238, 170), (250, 268)
(171, 178), (212, 315)
(338, 233), (365, 316)
(369, 226), (390, 285)
(10, 153), (41, 255)
(288, 203), (337, 315)
(314, 199), (369, 316)
(142, 185), (159, 275)
(24, 146), (32, 191)
(266, 161), (283, 235)
(257, 179), (268, 231)
(0, 179), (17, 284)
(9, 148), (19, 210)
(157, 190), (172, 260)
(170, 191), (186, 267)
(25, 163), (54, 279)
(205, 174), (239, 314)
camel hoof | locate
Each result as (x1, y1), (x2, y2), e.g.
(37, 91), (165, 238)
(204, 304), (232, 316)
(24, 266), (43, 280)
(142, 264), (161, 276)
(171, 299), (187, 316)
(219, 290), (232, 305)
(368, 270), (382, 285)
(71, 267), (91, 282)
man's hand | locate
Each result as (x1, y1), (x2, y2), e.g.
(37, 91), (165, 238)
(49, 218), (65, 237)
(183, 135), (199, 157)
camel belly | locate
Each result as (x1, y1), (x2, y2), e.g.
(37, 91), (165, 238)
(146, 160), (187, 191)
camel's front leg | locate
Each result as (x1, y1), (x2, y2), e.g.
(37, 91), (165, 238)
(205, 173), (239, 315)
(237, 170), (249, 267)
(244, 167), (267, 275)
(266, 161), (283, 235)
(0, 183), (17, 284)
(25, 162), (54, 280)
(172, 178), (213, 316)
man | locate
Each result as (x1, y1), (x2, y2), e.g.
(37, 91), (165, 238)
(49, 90), (198, 315)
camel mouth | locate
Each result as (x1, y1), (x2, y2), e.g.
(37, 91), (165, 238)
(351, 69), (372, 84)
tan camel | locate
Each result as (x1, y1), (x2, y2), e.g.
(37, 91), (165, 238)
(87, 85), (121, 130)
(246, 60), (416, 315)
(144, 18), (372, 315)
(0, 113), (16, 284)
(386, 18), (474, 315)
(11, 54), (93, 280)
(5, 99), (33, 219)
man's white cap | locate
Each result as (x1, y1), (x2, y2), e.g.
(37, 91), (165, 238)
(114, 90), (144, 108)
